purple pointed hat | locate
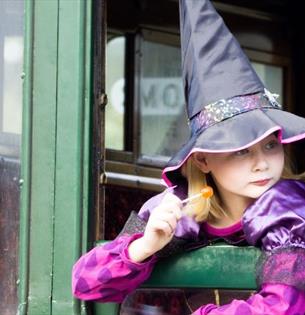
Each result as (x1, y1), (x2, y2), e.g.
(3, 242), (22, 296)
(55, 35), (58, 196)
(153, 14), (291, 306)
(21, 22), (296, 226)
(162, 0), (305, 186)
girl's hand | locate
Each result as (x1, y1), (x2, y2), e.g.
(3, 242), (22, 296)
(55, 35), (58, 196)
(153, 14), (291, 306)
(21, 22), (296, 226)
(143, 193), (183, 252)
(128, 193), (183, 263)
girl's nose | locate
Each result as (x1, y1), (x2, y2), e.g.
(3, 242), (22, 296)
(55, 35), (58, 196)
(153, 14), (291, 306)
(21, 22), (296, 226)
(252, 152), (269, 172)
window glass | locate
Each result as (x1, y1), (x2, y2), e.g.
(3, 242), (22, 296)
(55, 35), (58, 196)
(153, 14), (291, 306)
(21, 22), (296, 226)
(137, 40), (284, 162)
(0, 1), (23, 314)
(0, 0), (23, 157)
(105, 36), (125, 150)
(139, 39), (188, 161)
(105, 33), (284, 162)
(3, 36), (23, 134)
(252, 62), (283, 104)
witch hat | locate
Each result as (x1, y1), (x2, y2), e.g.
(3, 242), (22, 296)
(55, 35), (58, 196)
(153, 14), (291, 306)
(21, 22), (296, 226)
(162, 0), (305, 186)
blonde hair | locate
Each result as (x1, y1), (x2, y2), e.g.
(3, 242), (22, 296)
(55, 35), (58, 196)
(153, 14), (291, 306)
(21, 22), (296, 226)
(183, 150), (305, 223)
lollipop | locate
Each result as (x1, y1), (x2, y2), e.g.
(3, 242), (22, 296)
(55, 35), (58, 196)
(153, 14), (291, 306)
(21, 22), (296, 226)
(181, 186), (213, 205)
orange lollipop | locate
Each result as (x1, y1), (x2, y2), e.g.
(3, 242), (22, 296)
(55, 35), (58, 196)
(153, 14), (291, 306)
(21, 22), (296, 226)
(182, 186), (213, 205)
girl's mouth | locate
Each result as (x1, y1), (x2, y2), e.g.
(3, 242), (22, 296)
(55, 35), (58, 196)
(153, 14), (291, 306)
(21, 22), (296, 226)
(252, 179), (271, 186)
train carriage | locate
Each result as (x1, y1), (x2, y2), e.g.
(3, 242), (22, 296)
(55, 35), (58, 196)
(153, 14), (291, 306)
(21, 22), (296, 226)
(1, 1), (305, 314)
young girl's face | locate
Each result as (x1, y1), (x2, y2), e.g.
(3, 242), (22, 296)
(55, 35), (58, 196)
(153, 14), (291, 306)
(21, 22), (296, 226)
(194, 134), (284, 203)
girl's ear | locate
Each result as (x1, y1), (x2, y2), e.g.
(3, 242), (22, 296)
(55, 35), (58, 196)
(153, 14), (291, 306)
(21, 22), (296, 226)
(192, 153), (210, 173)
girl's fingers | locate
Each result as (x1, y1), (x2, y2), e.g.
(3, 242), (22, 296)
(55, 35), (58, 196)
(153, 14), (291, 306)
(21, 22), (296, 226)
(165, 221), (174, 234)
(157, 220), (174, 236)
(153, 202), (182, 221)
(155, 211), (176, 222)
(146, 193), (183, 238)
(162, 193), (183, 208)
(160, 215), (177, 232)
(149, 216), (177, 236)
(172, 206), (183, 220)
(151, 212), (179, 231)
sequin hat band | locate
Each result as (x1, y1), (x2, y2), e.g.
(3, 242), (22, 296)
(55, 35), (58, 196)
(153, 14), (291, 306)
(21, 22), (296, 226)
(190, 89), (282, 136)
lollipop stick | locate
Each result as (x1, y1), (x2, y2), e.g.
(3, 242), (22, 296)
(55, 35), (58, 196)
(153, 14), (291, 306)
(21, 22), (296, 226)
(182, 193), (202, 205)
(181, 186), (213, 205)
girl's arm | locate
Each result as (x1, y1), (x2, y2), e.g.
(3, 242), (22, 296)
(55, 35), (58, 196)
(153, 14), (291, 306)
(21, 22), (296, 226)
(72, 233), (157, 302)
(72, 192), (183, 302)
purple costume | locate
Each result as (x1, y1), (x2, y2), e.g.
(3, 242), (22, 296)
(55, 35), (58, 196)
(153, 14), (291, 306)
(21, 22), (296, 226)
(72, 179), (305, 314)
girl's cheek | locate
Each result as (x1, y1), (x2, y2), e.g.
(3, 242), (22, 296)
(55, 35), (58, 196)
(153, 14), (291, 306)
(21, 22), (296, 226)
(272, 152), (284, 167)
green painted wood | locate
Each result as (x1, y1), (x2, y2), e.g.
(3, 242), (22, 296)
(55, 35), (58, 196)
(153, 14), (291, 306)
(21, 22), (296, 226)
(94, 303), (120, 315)
(93, 242), (261, 315)
(143, 244), (261, 289)
(20, 0), (93, 314)
(95, 241), (261, 289)
(51, 0), (92, 314)
(18, 0), (34, 313)
(26, 1), (59, 314)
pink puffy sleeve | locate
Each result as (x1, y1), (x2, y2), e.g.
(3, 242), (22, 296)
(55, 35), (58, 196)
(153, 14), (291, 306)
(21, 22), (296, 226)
(72, 233), (158, 302)
(193, 283), (305, 315)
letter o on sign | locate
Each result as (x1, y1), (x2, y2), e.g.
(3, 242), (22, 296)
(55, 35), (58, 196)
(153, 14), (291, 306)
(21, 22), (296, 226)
(163, 83), (179, 108)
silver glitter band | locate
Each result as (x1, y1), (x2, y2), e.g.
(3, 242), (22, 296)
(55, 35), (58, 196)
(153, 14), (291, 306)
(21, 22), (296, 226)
(190, 89), (282, 135)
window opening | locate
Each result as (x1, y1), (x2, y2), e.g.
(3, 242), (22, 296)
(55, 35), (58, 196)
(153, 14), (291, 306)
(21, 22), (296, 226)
(138, 33), (188, 164)
(104, 30), (285, 168)
(105, 35), (125, 150)
(252, 62), (283, 104)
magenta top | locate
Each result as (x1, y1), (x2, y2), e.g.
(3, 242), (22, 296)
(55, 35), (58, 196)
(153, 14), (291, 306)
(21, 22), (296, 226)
(202, 220), (243, 237)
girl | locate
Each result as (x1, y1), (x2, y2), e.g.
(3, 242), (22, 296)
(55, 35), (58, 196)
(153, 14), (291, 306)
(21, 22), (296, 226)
(72, 0), (305, 313)
(72, 134), (305, 314)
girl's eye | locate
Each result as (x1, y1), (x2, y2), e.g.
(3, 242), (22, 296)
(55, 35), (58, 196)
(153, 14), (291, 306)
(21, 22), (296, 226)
(234, 149), (249, 156)
(265, 140), (279, 150)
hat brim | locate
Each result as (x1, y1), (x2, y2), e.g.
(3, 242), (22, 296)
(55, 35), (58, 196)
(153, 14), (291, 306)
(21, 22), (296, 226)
(162, 108), (305, 186)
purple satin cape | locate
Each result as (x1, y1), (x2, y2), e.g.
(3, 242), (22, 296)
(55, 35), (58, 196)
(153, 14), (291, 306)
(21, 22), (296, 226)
(243, 179), (305, 291)
(243, 179), (305, 251)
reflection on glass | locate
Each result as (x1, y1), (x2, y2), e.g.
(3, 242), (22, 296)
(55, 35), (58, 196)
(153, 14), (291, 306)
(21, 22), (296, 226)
(137, 46), (284, 160)
(3, 36), (23, 134)
(139, 39), (188, 160)
(252, 62), (283, 104)
(105, 36), (125, 150)
(0, 0), (24, 158)
(105, 33), (285, 159)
